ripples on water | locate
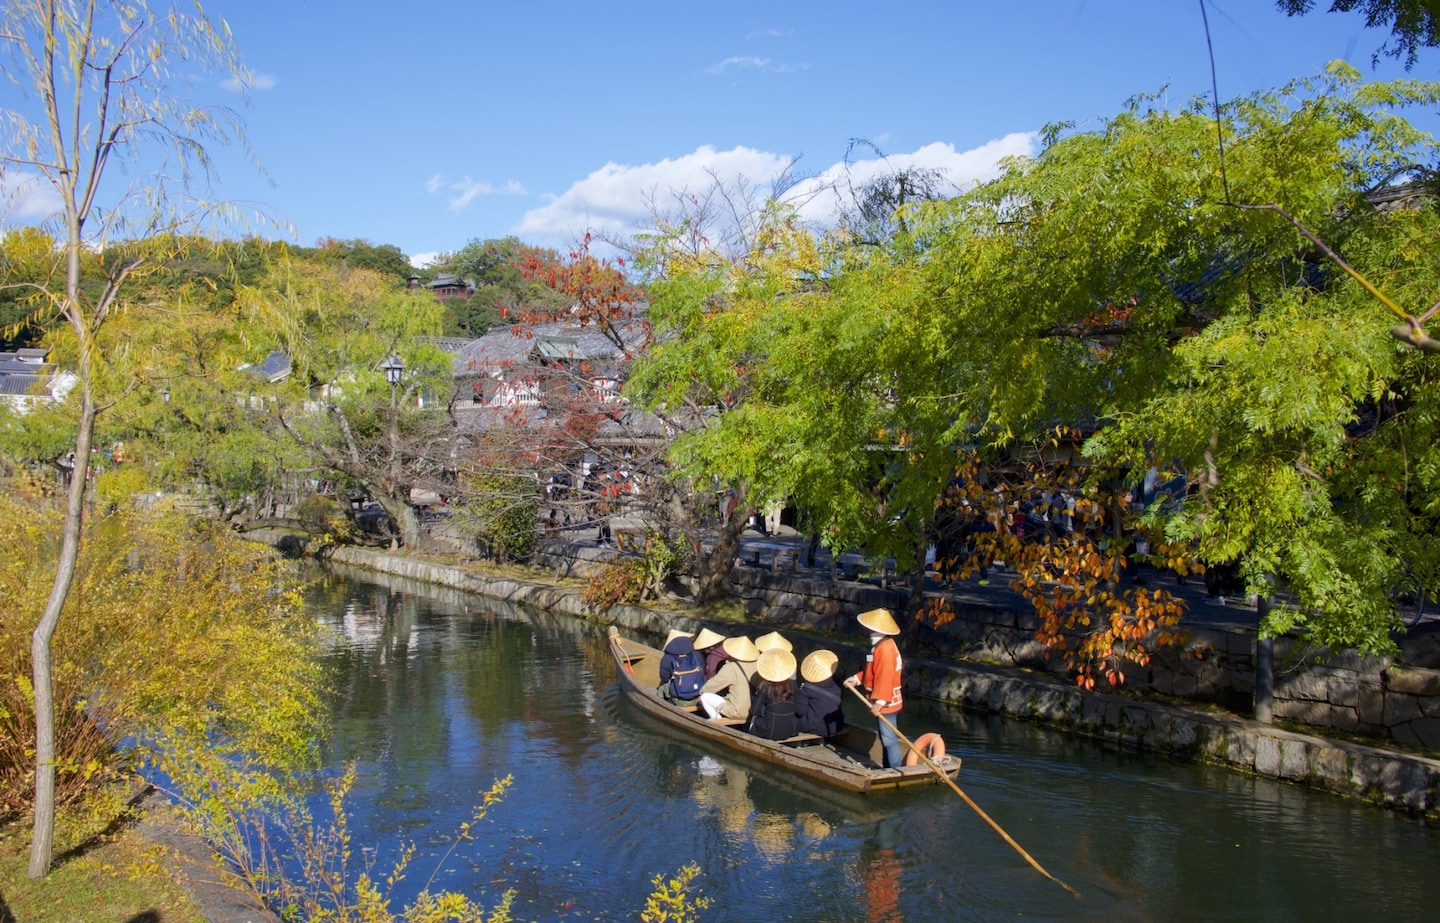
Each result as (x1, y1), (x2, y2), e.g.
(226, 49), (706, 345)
(303, 567), (1440, 922)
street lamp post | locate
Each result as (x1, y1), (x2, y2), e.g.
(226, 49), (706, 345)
(381, 355), (406, 408)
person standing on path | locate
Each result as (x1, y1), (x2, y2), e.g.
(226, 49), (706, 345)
(844, 608), (904, 768)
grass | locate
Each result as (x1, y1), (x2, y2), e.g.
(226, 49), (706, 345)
(0, 810), (206, 923)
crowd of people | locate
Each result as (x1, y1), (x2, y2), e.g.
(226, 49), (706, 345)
(654, 608), (943, 770)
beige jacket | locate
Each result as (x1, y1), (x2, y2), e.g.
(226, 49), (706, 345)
(699, 659), (753, 719)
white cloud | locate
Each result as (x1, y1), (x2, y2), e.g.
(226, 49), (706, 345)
(428, 174), (527, 212)
(513, 145), (793, 242)
(409, 251), (440, 269)
(785, 133), (1038, 225)
(513, 135), (1038, 245)
(0, 169), (63, 221)
(705, 55), (807, 75)
(221, 71), (277, 92)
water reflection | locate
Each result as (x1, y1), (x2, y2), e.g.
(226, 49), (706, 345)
(297, 566), (1440, 922)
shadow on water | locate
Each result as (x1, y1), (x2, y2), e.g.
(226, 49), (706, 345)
(295, 564), (1440, 923)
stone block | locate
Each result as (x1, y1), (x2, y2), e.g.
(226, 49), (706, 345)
(1254, 736), (1281, 775)
(1274, 699), (1331, 727)
(1329, 682), (1361, 709)
(1121, 706), (1152, 736)
(1387, 666), (1440, 697)
(1278, 738), (1309, 780)
(1172, 672), (1198, 698)
(1383, 693), (1422, 727)
(1358, 688), (1385, 726)
(1276, 670), (1331, 702)
(1170, 717), (1198, 750)
(1002, 683), (1032, 715)
(1421, 696), (1440, 719)
(1308, 746), (1350, 789)
(1321, 649), (1391, 674)
(1378, 759), (1432, 812)
(1407, 717), (1440, 751)
(1328, 705), (1359, 732)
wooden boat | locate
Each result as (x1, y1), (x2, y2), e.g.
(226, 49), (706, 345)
(608, 626), (961, 793)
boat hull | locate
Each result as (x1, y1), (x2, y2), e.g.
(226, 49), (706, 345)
(608, 627), (960, 794)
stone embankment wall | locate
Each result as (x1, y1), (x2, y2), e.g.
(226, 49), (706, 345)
(267, 536), (1440, 818)
(717, 562), (1440, 753)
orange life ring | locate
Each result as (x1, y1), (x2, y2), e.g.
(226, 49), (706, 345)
(903, 732), (947, 767)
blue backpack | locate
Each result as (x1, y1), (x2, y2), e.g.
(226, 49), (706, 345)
(669, 651), (705, 700)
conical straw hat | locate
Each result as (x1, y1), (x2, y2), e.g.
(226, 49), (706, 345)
(800, 649), (839, 684)
(756, 648), (797, 683)
(693, 627), (726, 650)
(856, 607), (900, 636)
(722, 635), (759, 662)
(755, 630), (792, 653)
(664, 628), (694, 648)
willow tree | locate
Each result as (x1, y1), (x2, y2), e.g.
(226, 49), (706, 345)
(0, 0), (257, 877)
(233, 254), (453, 551)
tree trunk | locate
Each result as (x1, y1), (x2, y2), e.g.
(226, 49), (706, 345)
(1255, 593), (1275, 724)
(906, 525), (932, 619)
(374, 492), (420, 551)
(693, 489), (750, 605)
(29, 392), (97, 878)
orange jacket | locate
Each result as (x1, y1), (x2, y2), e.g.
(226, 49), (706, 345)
(852, 636), (902, 715)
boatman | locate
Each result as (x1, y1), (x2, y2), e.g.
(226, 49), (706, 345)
(843, 608), (904, 769)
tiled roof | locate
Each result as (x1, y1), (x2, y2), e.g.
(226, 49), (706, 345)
(453, 318), (647, 377)
(0, 374), (42, 396)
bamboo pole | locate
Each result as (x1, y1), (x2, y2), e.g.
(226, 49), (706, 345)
(846, 684), (1078, 896)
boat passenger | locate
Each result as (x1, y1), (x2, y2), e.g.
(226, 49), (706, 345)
(658, 629), (704, 705)
(843, 608), (905, 769)
(694, 627), (727, 679)
(747, 649), (800, 740)
(698, 636), (759, 721)
(795, 649), (847, 739)
(755, 630), (793, 653)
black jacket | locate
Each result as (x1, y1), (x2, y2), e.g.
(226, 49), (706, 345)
(747, 681), (799, 740)
(796, 677), (846, 738)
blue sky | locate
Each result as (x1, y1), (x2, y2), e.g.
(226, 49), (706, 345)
(4, 1), (1437, 266)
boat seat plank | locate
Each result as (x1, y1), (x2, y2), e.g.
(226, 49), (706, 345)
(779, 733), (822, 747)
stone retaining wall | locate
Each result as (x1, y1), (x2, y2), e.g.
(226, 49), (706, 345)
(279, 538), (1440, 818)
(719, 560), (1440, 752)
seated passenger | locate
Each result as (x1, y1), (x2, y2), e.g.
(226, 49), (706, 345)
(747, 649), (799, 740)
(755, 630), (793, 654)
(658, 629), (704, 705)
(693, 627), (727, 679)
(796, 649), (847, 739)
(698, 636), (759, 721)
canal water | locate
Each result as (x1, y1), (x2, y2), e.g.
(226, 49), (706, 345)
(306, 566), (1440, 922)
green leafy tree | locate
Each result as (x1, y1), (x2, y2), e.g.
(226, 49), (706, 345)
(431, 236), (571, 336)
(233, 255), (456, 550)
(299, 237), (415, 282)
(904, 64), (1440, 663)
(1278, 1), (1440, 67)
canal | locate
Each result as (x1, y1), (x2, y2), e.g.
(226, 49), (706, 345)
(306, 566), (1440, 921)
